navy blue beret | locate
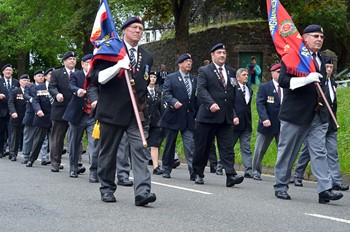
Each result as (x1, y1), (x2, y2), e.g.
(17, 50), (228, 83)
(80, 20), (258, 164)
(177, 53), (192, 64)
(1, 64), (13, 72)
(62, 51), (76, 60)
(303, 24), (323, 34)
(82, 54), (93, 62)
(210, 43), (225, 53)
(121, 16), (144, 30)
(44, 68), (54, 76)
(34, 69), (44, 76)
(19, 74), (30, 79)
(325, 57), (333, 64)
(149, 71), (157, 76)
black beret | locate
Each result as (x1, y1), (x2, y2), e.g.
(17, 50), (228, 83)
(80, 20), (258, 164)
(19, 74), (30, 80)
(34, 69), (44, 76)
(210, 43), (225, 53)
(1, 64), (12, 72)
(62, 51), (76, 60)
(177, 53), (192, 64)
(82, 54), (93, 62)
(121, 16), (144, 30)
(149, 71), (157, 76)
(303, 24), (323, 34)
(44, 68), (54, 76)
(325, 57), (333, 64)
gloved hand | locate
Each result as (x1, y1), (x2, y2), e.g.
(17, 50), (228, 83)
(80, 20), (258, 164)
(98, 58), (131, 84)
(290, 72), (323, 90)
(305, 72), (322, 85)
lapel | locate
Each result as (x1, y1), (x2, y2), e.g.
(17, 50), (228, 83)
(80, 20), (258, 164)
(210, 63), (226, 89)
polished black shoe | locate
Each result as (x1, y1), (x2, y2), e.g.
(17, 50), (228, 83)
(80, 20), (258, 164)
(275, 191), (291, 200)
(190, 173), (196, 181)
(162, 172), (171, 178)
(8, 154), (12, 160)
(216, 169), (223, 175)
(59, 165), (64, 170)
(117, 178), (133, 186)
(21, 159), (28, 164)
(77, 166), (86, 174)
(69, 171), (78, 178)
(51, 166), (60, 172)
(135, 192), (156, 206)
(41, 160), (51, 165)
(244, 173), (253, 179)
(210, 166), (217, 173)
(89, 172), (99, 183)
(153, 166), (163, 175)
(61, 148), (67, 155)
(172, 159), (181, 169)
(332, 183), (349, 191)
(294, 179), (303, 187)
(11, 156), (17, 161)
(319, 189), (343, 204)
(101, 192), (116, 203)
(253, 175), (262, 181)
(226, 175), (244, 187)
(148, 160), (153, 166)
(195, 175), (204, 185)
(0, 153), (3, 158)
(26, 161), (33, 167)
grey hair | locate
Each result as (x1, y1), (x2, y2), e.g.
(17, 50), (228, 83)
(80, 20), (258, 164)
(236, 68), (248, 78)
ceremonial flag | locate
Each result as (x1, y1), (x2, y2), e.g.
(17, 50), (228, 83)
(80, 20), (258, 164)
(267, 0), (316, 76)
(84, 0), (129, 89)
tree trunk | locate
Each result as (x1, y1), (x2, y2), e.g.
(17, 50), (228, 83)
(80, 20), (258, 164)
(16, 52), (29, 78)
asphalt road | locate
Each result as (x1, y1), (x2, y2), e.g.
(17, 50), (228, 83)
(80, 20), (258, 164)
(0, 154), (349, 232)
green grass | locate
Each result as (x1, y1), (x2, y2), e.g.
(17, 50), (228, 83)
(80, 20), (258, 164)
(166, 84), (350, 176)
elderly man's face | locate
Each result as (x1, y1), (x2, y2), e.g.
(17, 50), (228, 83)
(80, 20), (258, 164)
(237, 71), (249, 85)
(304, 33), (324, 53)
(63, 57), (77, 70)
(34, 74), (44, 84)
(123, 23), (143, 45)
(178, 59), (192, 74)
(2, 67), (13, 79)
(211, 49), (226, 66)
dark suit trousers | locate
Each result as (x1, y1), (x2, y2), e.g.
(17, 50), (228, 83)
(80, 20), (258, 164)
(0, 116), (8, 154)
(50, 120), (69, 167)
(9, 125), (24, 156)
(98, 118), (151, 196)
(29, 127), (48, 163)
(193, 122), (237, 177)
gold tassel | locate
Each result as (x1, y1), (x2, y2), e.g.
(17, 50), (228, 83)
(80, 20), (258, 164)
(92, 120), (100, 139)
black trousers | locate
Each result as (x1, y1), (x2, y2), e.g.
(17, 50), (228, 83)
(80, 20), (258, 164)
(9, 125), (24, 156)
(29, 127), (48, 163)
(193, 122), (237, 177)
(50, 120), (69, 167)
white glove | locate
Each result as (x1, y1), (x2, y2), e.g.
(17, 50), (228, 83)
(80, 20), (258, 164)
(98, 57), (130, 84)
(289, 72), (322, 90)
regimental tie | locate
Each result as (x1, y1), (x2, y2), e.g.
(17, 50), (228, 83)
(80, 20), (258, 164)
(277, 85), (282, 104)
(312, 53), (319, 71)
(129, 48), (137, 68)
(184, 75), (191, 98)
(68, 70), (73, 79)
(150, 88), (155, 99)
(218, 67), (226, 88)
(7, 79), (11, 94)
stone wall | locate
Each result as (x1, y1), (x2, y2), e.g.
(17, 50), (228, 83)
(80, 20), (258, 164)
(142, 21), (278, 81)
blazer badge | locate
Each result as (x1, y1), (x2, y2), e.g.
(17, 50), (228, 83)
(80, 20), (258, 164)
(267, 96), (275, 103)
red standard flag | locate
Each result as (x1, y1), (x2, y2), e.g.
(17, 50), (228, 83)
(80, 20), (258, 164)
(267, 0), (316, 77)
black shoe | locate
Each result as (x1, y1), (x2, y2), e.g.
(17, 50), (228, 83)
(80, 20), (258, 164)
(153, 166), (163, 175)
(210, 166), (217, 173)
(162, 172), (171, 178)
(89, 172), (99, 183)
(275, 191), (291, 200)
(69, 171), (78, 178)
(101, 192), (116, 203)
(294, 179), (303, 187)
(148, 160), (153, 166)
(8, 154), (12, 160)
(319, 189), (343, 204)
(61, 148), (67, 155)
(82, 150), (87, 154)
(11, 156), (17, 161)
(51, 166), (60, 172)
(253, 175), (262, 181)
(289, 178), (295, 184)
(0, 153), (3, 158)
(190, 173), (196, 181)
(135, 192), (156, 206)
(3, 152), (9, 157)
(332, 183), (349, 191)
(216, 169), (223, 175)
(172, 159), (180, 169)
(21, 159), (28, 164)
(41, 160), (51, 165)
(77, 166), (86, 174)
(195, 175), (204, 185)
(226, 175), (244, 187)
(244, 173), (253, 179)
(117, 178), (133, 186)
(59, 165), (64, 170)
(26, 161), (33, 167)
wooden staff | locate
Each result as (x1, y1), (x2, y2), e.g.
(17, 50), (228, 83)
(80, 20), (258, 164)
(124, 69), (148, 147)
(315, 82), (340, 128)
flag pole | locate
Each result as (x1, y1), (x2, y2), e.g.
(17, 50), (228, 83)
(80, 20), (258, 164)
(124, 69), (148, 147)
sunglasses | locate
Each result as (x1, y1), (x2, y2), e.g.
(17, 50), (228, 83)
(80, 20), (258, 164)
(308, 34), (324, 39)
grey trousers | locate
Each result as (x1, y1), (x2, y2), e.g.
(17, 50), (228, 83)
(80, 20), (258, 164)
(294, 130), (343, 186)
(252, 132), (279, 177)
(233, 129), (253, 175)
(22, 125), (36, 160)
(116, 132), (131, 181)
(274, 114), (332, 193)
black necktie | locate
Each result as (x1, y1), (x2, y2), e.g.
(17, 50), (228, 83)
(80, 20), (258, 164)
(218, 67), (226, 88)
(7, 79), (11, 94)
(129, 48), (136, 68)
(312, 53), (319, 71)
(277, 86), (282, 104)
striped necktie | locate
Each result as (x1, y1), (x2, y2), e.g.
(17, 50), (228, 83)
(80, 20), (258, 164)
(7, 79), (11, 94)
(150, 88), (155, 99)
(129, 48), (137, 68)
(218, 67), (226, 88)
(184, 75), (191, 98)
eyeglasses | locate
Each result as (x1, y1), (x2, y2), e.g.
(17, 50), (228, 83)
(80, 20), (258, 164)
(307, 34), (324, 39)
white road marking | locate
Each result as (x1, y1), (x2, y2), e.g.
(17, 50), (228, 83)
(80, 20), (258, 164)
(151, 181), (213, 195)
(305, 213), (350, 224)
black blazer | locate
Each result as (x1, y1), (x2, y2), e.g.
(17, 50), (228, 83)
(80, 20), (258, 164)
(32, 83), (52, 128)
(158, 71), (197, 132)
(146, 87), (162, 128)
(8, 87), (26, 126)
(49, 67), (74, 121)
(233, 83), (253, 132)
(196, 63), (237, 124)
(0, 77), (19, 117)
(62, 70), (87, 124)
(256, 81), (281, 135)
(22, 84), (37, 126)
(90, 46), (153, 126)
